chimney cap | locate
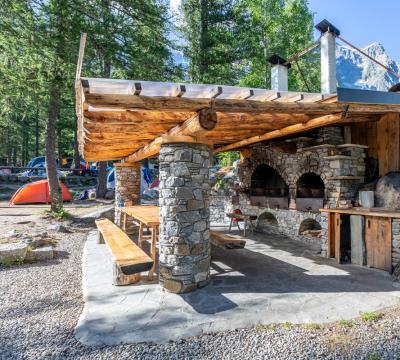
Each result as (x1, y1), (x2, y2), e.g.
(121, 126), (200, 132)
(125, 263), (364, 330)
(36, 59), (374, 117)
(267, 54), (291, 69)
(315, 19), (340, 36)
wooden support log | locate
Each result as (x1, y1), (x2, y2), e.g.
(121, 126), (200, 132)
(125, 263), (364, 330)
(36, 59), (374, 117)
(214, 113), (343, 153)
(123, 109), (217, 163)
(112, 264), (141, 286)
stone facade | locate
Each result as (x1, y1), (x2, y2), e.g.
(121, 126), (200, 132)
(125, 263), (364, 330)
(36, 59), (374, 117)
(210, 189), (229, 223)
(237, 143), (366, 208)
(209, 128), (367, 257)
(114, 164), (141, 226)
(392, 219), (400, 269)
(158, 142), (211, 293)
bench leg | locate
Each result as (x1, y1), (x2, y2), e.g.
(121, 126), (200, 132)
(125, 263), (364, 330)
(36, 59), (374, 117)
(229, 218), (233, 233)
(236, 221), (241, 233)
(147, 225), (158, 281)
(122, 212), (127, 232)
(243, 220), (247, 237)
(97, 231), (105, 244)
(112, 263), (140, 286)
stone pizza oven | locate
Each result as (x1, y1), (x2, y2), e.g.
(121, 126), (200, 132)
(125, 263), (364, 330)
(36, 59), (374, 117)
(216, 127), (368, 255)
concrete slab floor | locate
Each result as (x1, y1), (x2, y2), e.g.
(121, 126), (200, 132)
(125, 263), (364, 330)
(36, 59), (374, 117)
(75, 228), (400, 345)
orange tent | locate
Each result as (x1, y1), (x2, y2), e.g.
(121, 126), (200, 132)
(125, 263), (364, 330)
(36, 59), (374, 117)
(9, 180), (73, 205)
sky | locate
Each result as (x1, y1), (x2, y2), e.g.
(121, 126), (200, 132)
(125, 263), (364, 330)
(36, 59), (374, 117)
(170, 0), (400, 61)
(305, 0), (399, 60)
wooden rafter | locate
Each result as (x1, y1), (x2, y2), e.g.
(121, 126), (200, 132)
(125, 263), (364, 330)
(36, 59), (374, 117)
(214, 113), (346, 153)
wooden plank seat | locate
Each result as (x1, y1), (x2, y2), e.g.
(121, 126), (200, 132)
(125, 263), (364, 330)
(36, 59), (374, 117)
(95, 218), (154, 285)
(210, 231), (246, 249)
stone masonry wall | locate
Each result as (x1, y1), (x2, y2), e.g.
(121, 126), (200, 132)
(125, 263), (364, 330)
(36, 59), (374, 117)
(224, 193), (324, 249)
(392, 219), (400, 269)
(114, 164), (141, 226)
(210, 189), (228, 223)
(158, 143), (211, 293)
(209, 140), (366, 257)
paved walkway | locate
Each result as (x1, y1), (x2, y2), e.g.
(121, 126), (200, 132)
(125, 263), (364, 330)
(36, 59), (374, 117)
(75, 229), (400, 345)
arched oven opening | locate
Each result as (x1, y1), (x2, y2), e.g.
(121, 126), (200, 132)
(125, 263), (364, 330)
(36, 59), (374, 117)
(296, 172), (325, 212)
(250, 164), (289, 209)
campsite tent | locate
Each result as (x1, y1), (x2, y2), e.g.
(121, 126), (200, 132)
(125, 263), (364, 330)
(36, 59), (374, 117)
(9, 180), (73, 205)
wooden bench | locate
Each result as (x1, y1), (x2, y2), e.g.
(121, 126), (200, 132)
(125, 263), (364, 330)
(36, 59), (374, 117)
(210, 231), (246, 249)
(95, 218), (154, 286)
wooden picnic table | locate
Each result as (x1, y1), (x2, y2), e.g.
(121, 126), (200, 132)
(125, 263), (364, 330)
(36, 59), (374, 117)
(120, 205), (160, 281)
(227, 212), (257, 236)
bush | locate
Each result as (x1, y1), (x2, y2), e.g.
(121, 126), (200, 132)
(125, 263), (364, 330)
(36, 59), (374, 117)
(216, 151), (239, 167)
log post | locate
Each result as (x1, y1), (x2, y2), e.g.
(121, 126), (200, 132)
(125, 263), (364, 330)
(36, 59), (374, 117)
(158, 141), (211, 293)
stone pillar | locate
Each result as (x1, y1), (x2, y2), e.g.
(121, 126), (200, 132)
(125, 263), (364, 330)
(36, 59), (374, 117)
(114, 163), (141, 226)
(158, 142), (211, 293)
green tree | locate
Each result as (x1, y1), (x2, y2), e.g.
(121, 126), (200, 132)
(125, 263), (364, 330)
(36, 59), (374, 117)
(179, 0), (243, 84)
(236, 0), (318, 91)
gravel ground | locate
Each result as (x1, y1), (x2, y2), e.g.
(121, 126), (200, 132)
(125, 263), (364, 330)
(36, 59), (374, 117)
(1, 218), (400, 359)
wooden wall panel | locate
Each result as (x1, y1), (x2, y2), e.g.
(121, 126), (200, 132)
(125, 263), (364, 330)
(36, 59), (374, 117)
(364, 216), (392, 272)
(351, 122), (378, 159)
(377, 113), (400, 176)
(351, 114), (400, 176)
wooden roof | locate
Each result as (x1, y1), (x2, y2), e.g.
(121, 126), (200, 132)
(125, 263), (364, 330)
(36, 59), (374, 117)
(76, 78), (400, 162)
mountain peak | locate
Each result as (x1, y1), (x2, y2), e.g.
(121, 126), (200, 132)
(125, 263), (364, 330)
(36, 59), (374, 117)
(337, 41), (399, 91)
(363, 42), (386, 56)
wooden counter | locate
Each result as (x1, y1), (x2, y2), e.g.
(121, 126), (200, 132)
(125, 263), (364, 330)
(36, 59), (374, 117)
(320, 207), (400, 218)
(320, 207), (395, 272)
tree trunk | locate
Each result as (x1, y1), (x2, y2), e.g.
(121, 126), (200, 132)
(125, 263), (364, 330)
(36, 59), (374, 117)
(199, 0), (208, 82)
(45, 83), (62, 212)
(96, 9), (111, 199)
(35, 109), (39, 157)
(96, 161), (108, 198)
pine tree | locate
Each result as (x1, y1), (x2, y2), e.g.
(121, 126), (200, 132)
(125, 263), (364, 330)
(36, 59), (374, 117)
(179, 0), (243, 84)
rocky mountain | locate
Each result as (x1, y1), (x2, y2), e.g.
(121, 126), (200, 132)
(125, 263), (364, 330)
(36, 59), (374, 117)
(336, 42), (400, 91)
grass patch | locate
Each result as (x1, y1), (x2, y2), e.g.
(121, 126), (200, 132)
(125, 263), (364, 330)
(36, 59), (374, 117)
(281, 322), (292, 329)
(255, 323), (279, 332)
(339, 319), (353, 327)
(327, 334), (354, 353)
(361, 312), (383, 322)
(47, 208), (71, 220)
(367, 353), (381, 360)
(304, 323), (321, 330)
(1, 257), (24, 267)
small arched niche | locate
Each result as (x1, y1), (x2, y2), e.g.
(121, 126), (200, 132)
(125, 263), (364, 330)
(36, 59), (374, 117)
(298, 218), (322, 238)
(257, 212), (279, 233)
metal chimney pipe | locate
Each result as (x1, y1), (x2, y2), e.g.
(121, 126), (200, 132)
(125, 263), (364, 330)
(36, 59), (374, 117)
(315, 19), (340, 94)
(268, 55), (291, 92)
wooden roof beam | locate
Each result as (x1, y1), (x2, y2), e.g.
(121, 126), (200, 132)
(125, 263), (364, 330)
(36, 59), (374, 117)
(123, 109), (217, 163)
(214, 112), (346, 153)
(84, 94), (400, 114)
